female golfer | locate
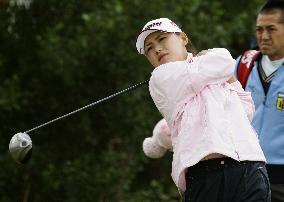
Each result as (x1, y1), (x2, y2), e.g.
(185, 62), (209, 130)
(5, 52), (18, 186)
(136, 18), (270, 202)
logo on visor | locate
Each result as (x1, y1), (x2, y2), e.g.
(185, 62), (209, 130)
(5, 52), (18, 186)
(144, 22), (162, 30)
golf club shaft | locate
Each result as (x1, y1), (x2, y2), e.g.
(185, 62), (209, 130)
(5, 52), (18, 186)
(24, 80), (149, 134)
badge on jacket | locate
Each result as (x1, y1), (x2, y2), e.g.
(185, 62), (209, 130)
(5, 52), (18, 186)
(277, 92), (284, 110)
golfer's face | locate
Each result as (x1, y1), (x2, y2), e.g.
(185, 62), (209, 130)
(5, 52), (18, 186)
(144, 31), (188, 68)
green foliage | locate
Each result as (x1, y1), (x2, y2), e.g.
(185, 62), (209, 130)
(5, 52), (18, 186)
(0, 0), (264, 201)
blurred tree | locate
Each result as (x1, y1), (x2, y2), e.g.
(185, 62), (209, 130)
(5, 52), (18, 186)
(0, 0), (264, 201)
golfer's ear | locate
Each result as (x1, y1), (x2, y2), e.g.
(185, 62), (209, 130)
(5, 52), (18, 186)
(180, 32), (189, 46)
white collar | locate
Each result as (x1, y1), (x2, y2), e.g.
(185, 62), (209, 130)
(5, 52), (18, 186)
(261, 55), (284, 76)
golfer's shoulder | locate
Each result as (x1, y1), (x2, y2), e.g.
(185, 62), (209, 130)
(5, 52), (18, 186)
(151, 61), (188, 82)
(152, 60), (188, 75)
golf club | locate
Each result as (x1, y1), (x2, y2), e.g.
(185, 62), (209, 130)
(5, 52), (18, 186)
(9, 79), (149, 164)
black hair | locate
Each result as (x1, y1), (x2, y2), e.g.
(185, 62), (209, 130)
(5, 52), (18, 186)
(259, 0), (284, 23)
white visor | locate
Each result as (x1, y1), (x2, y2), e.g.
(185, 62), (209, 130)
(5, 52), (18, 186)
(136, 18), (182, 54)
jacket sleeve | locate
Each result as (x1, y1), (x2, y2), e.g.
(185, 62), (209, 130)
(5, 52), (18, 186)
(149, 74), (168, 118)
(188, 48), (236, 94)
(230, 80), (255, 122)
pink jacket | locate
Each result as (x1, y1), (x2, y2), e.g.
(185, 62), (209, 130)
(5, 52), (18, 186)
(149, 48), (266, 193)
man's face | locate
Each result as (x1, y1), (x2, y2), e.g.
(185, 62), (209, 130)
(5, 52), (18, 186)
(144, 31), (188, 68)
(256, 10), (284, 60)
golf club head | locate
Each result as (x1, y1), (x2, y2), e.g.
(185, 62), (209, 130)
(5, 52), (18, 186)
(9, 132), (32, 164)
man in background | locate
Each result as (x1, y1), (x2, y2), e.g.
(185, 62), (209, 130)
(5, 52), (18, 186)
(235, 1), (284, 201)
